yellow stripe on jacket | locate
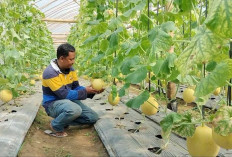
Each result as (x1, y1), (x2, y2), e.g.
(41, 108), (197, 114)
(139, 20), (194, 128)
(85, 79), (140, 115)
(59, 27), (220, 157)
(43, 71), (78, 91)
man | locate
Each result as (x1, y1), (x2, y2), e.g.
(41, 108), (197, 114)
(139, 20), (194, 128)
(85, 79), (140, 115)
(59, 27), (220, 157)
(42, 43), (103, 137)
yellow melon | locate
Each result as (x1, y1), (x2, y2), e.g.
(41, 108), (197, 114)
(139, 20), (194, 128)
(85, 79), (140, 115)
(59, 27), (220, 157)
(91, 79), (104, 91)
(187, 125), (220, 157)
(0, 89), (13, 103)
(108, 93), (120, 106)
(141, 96), (159, 116)
(183, 88), (195, 103)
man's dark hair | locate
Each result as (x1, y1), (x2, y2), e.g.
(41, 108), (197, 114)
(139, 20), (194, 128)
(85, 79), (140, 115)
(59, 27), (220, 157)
(57, 43), (75, 59)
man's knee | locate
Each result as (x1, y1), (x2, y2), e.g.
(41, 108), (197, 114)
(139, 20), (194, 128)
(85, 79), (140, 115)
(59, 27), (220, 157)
(65, 105), (82, 120)
(88, 111), (99, 123)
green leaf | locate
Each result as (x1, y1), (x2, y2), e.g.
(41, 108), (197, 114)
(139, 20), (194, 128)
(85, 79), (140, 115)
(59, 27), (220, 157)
(121, 1), (146, 18)
(176, 26), (225, 76)
(148, 27), (172, 53)
(214, 106), (232, 136)
(108, 17), (122, 30)
(119, 83), (130, 97)
(4, 49), (21, 60)
(160, 112), (182, 133)
(111, 67), (119, 77)
(195, 61), (232, 97)
(109, 33), (118, 49)
(206, 61), (217, 72)
(125, 66), (148, 84)
(174, 0), (196, 12)
(120, 56), (140, 75)
(0, 78), (9, 85)
(86, 20), (100, 25)
(161, 21), (176, 33)
(95, 22), (108, 34)
(205, 0), (232, 38)
(110, 85), (118, 101)
(172, 113), (195, 137)
(126, 90), (149, 108)
(83, 34), (100, 45)
(91, 53), (104, 63)
(100, 39), (109, 52)
(10, 28), (21, 40)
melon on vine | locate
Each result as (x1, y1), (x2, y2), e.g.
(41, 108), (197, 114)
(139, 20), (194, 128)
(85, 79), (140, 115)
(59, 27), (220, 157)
(187, 125), (220, 157)
(183, 88), (195, 103)
(141, 96), (159, 116)
(108, 92), (120, 106)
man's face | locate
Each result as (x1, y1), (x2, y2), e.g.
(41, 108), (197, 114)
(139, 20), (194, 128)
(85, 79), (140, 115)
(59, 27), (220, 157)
(60, 51), (76, 69)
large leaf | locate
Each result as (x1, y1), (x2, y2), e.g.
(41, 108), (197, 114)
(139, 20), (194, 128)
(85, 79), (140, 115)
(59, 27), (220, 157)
(160, 112), (182, 132)
(100, 39), (108, 52)
(83, 34), (100, 45)
(120, 56), (140, 75)
(10, 28), (21, 40)
(176, 26), (225, 76)
(108, 17), (122, 31)
(195, 60), (232, 97)
(174, 0), (197, 12)
(125, 66), (148, 84)
(119, 83), (130, 97)
(121, 1), (146, 19)
(161, 21), (176, 33)
(126, 90), (149, 108)
(161, 112), (195, 137)
(4, 49), (21, 60)
(109, 32), (118, 49)
(148, 27), (172, 53)
(172, 113), (195, 137)
(205, 0), (232, 38)
(214, 106), (232, 136)
(152, 53), (177, 79)
(91, 53), (104, 63)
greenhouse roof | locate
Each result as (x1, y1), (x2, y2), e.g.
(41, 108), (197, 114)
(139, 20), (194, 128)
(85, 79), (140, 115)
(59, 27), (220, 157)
(34, 0), (80, 46)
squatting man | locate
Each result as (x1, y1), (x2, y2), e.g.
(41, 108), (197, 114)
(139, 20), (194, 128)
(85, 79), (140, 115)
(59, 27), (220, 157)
(42, 43), (104, 137)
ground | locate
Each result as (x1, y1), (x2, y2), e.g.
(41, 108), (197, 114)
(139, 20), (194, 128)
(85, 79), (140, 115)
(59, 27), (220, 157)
(18, 106), (108, 157)
(17, 81), (214, 157)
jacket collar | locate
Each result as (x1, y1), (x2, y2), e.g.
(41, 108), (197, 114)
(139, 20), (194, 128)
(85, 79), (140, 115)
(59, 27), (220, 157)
(50, 58), (62, 73)
(50, 58), (71, 74)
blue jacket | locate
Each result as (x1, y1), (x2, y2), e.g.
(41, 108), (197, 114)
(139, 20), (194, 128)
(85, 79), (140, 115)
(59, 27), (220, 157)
(42, 59), (88, 112)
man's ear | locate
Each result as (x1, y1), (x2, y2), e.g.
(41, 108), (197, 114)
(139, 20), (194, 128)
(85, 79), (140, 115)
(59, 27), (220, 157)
(60, 56), (64, 61)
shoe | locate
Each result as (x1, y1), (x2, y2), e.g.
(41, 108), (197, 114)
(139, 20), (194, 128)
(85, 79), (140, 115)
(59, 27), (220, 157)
(47, 123), (68, 138)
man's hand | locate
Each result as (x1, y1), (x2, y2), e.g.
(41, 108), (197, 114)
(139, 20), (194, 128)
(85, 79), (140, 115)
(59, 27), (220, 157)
(85, 86), (104, 94)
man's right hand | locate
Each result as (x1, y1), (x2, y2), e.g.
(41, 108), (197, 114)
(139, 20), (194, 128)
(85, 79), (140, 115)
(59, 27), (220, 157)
(85, 86), (103, 94)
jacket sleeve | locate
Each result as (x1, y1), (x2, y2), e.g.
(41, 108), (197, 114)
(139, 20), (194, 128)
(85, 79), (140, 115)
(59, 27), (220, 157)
(72, 80), (95, 99)
(45, 78), (87, 100)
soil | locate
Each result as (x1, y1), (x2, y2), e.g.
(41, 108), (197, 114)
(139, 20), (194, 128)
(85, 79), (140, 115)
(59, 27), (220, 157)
(18, 106), (108, 157)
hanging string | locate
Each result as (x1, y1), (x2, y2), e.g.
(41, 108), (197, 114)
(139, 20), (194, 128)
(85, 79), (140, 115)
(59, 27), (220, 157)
(113, 0), (118, 85)
(201, 0), (208, 118)
(147, 0), (151, 92)
(228, 40), (232, 106)
(156, 1), (161, 95)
